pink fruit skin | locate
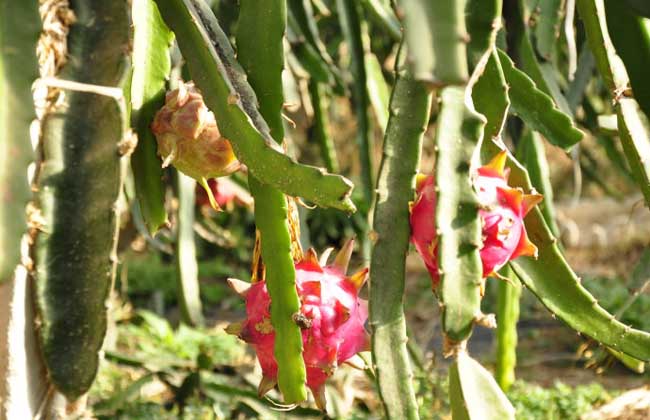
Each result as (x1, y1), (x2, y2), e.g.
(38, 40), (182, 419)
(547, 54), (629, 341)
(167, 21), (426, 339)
(409, 175), (440, 283)
(238, 258), (369, 395)
(410, 152), (541, 286)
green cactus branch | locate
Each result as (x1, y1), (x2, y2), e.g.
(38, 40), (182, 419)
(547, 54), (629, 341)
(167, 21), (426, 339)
(0, 0), (40, 283)
(236, 0), (308, 403)
(288, 16), (335, 86)
(516, 129), (560, 236)
(449, 352), (515, 420)
(130, 0), (173, 234)
(494, 265), (521, 391)
(605, 0), (650, 121)
(360, 0), (401, 41)
(465, 0), (502, 66)
(466, 0), (509, 142)
(577, 0), (650, 208)
(506, 0), (572, 115)
(398, 0), (469, 85)
(575, 0), (627, 94)
(533, 0), (564, 60)
(35, 0), (130, 400)
(337, 0), (375, 203)
(436, 86), (484, 345)
(510, 208), (650, 361)
(287, 0), (323, 53)
(175, 172), (204, 327)
(465, 0), (524, 393)
(498, 50), (584, 150)
(154, 0), (356, 212)
(472, 52), (510, 143)
(480, 139), (650, 361)
(308, 81), (340, 174)
(248, 183), (307, 403)
(369, 44), (431, 420)
(365, 52), (391, 134)
(287, 0), (343, 89)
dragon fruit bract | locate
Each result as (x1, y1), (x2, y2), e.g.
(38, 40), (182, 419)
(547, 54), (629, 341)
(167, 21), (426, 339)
(151, 82), (240, 209)
(410, 151), (542, 286)
(226, 240), (369, 409)
(196, 178), (254, 210)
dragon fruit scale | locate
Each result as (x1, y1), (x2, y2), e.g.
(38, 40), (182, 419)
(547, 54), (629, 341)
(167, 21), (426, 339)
(196, 178), (254, 210)
(410, 151), (543, 287)
(226, 240), (370, 410)
(151, 82), (241, 210)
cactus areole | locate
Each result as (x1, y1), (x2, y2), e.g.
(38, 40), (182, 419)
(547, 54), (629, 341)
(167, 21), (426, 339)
(226, 243), (369, 409)
(410, 151), (543, 286)
(151, 82), (240, 209)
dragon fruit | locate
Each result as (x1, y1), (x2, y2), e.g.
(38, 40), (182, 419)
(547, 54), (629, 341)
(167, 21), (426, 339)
(410, 151), (542, 286)
(226, 240), (369, 409)
(151, 82), (240, 210)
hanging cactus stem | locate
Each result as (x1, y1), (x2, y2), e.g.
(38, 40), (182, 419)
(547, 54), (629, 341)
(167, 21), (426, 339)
(370, 42), (430, 420)
(34, 0), (130, 400)
(235, 0), (308, 404)
(130, 0), (173, 234)
(154, 0), (357, 212)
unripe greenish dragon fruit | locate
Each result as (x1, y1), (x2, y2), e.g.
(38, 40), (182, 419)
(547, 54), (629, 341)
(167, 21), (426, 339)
(410, 151), (542, 287)
(226, 239), (369, 410)
(151, 82), (240, 210)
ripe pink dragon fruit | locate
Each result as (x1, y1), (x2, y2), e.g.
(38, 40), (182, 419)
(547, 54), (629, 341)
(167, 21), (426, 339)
(410, 151), (542, 287)
(226, 240), (369, 410)
(151, 82), (240, 210)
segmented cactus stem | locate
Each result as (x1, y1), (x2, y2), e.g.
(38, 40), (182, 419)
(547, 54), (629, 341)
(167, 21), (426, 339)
(236, 0), (308, 403)
(495, 265), (521, 391)
(130, 0), (174, 233)
(369, 43), (430, 420)
(154, 0), (356, 212)
(34, 0), (130, 401)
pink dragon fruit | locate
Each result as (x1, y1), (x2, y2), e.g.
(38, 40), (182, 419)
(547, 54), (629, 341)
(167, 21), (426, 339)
(410, 151), (542, 287)
(226, 240), (369, 410)
(151, 82), (240, 210)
